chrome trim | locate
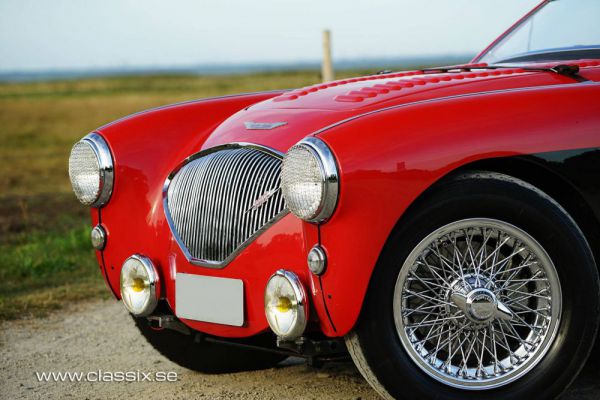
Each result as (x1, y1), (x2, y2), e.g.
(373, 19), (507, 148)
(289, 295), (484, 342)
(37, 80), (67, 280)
(120, 254), (159, 317)
(265, 269), (309, 340)
(307, 244), (327, 275)
(72, 133), (114, 208)
(90, 225), (107, 250)
(163, 143), (288, 268)
(244, 121), (287, 130)
(284, 137), (339, 223)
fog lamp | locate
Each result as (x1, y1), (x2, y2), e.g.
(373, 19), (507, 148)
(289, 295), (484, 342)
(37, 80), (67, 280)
(120, 255), (159, 316)
(264, 270), (308, 340)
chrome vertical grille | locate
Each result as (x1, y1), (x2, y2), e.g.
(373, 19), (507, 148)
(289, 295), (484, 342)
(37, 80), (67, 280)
(164, 145), (287, 267)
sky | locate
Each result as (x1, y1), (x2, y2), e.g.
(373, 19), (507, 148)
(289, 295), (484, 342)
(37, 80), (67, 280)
(0, 0), (540, 73)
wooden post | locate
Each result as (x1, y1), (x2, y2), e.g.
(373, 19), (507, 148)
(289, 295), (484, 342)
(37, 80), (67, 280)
(322, 29), (334, 83)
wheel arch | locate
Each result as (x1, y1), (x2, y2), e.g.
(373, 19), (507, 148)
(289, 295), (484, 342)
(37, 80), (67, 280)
(384, 154), (600, 281)
(455, 156), (600, 270)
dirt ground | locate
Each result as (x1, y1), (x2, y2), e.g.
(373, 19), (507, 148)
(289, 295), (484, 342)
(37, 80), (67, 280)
(1, 299), (598, 400)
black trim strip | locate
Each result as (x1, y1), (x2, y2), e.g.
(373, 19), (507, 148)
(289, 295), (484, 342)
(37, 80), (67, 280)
(97, 208), (118, 298)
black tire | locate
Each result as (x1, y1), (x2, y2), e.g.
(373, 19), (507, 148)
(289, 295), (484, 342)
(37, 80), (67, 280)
(134, 316), (287, 373)
(346, 171), (600, 400)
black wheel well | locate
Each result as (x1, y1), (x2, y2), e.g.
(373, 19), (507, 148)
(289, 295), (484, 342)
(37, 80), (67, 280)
(391, 155), (600, 274)
(449, 156), (600, 269)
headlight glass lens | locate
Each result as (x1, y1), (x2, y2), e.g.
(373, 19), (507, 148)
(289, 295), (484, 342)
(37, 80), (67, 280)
(68, 133), (113, 207)
(280, 138), (339, 223)
(69, 141), (101, 205)
(264, 272), (305, 338)
(120, 255), (158, 316)
(281, 145), (324, 220)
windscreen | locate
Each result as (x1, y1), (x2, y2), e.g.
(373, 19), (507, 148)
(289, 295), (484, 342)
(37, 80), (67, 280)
(479, 0), (600, 64)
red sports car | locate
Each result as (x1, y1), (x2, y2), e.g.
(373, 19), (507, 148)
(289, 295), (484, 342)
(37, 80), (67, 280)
(68, 1), (600, 398)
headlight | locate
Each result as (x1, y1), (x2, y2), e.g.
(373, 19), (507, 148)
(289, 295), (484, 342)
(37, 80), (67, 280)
(280, 137), (339, 223)
(264, 270), (308, 340)
(68, 133), (114, 207)
(120, 255), (159, 316)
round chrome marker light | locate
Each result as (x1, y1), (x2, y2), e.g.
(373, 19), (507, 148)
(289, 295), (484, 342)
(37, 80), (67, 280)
(90, 225), (106, 250)
(307, 245), (327, 275)
(68, 133), (114, 207)
(264, 270), (308, 339)
(120, 255), (159, 316)
(281, 137), (339, 223)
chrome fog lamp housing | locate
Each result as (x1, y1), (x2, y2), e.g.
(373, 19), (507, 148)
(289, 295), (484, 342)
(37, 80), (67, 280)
(264, 270), (308, 340)
(68, 133), (114, 207)
(280, 137), (339, 223)
(120, 255), (159, 317)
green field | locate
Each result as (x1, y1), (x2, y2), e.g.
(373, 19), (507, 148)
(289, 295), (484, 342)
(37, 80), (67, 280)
(0, 69), (389, 319)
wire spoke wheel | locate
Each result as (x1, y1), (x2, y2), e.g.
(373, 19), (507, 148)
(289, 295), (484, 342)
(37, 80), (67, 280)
(393, 218), (562, 390)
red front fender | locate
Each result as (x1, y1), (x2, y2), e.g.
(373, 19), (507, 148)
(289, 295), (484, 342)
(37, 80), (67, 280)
(317, 82), (600, 336)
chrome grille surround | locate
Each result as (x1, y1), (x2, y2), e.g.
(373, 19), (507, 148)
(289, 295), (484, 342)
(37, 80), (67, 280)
(163, 143), (288, 268)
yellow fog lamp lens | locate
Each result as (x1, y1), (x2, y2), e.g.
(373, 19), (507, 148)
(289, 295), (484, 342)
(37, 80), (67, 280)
(276, 296), (293, 313)
(131, 277), (147, 293)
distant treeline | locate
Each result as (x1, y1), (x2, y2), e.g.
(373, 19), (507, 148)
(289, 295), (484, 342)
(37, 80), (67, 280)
(0, 54), (473, 83)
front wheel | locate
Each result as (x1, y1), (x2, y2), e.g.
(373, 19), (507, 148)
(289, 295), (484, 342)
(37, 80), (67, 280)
(347, 172), (599, 400)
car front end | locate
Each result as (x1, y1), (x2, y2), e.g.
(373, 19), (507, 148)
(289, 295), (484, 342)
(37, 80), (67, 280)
(68, 53), (600, 344)
(67, 90), (350, 348)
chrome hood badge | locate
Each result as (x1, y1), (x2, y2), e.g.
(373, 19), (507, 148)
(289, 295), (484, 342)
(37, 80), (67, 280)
(244, 121), (287, 130)
(246, 187), (279, 213)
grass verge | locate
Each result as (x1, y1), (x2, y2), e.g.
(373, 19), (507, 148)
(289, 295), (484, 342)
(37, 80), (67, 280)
(0, 197), (110, 319)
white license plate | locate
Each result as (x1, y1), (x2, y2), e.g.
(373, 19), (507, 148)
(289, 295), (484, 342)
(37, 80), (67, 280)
(175, 273), (244, 327)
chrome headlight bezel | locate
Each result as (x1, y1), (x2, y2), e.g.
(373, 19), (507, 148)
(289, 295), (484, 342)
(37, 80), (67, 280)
(280, 137), (339, 223)
(68, 133), (114, 207)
